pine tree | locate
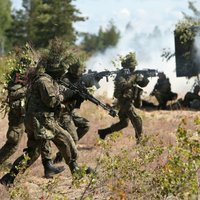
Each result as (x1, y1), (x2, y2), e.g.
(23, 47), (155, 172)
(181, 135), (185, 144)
(0, 0), (12, 55)
(7, 0), (85, 49)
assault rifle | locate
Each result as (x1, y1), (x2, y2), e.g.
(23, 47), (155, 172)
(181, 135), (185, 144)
(134, 69), (160, 78)
(80, 68), (160, 89)
(59, 80), (118, 117)
(79, 69), (113, 89)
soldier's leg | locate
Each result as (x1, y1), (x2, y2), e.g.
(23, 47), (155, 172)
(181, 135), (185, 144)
(98, 109), (129, 139)
(54, 112), (89, 164)
(52, 127), (93, 175)
(0, 132), (42, 186)
(155, 93), (164, 109)
(52, 127), (79, 174)
(41, 140), (65, 178)
(60, 112), (78, 143)
(54, 112), (78, 164)
(127, 109), (143, 144)
(73, 113), (90, 140)
(0, 123), (24, 164)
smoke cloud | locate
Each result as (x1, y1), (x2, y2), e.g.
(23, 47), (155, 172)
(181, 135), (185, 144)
(86, 24), (196, 98)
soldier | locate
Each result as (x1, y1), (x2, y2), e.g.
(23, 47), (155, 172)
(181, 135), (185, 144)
(183, 85), (200, 109)
(0, 49), (64, 179)
(150, 72), (177, 109)
(98, 52), (149, 144)
(0, 42), (84, 186)
(54, 57), (90, 163)
(0, 66), (26, 165)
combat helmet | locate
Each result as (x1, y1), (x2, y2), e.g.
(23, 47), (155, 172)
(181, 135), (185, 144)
(5, 44), (38, 84)
(45, 38), (69, 76)
(68, 57), (86, 77)
(121, 52), (137, 70)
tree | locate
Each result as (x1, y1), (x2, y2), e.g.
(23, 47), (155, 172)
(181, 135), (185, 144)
(6, 9), (29, 48)
(0, 0), (12, 55)
(6, 0), (86, 49)
(174, 1), (200, 78)
(81, 21), (120, 54)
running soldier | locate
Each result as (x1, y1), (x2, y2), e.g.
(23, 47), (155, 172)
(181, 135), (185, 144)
(98, 52), (149, 144)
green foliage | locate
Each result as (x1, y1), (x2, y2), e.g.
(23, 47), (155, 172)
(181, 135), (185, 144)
(3, 44), (37, 84)
(81, 21), (120, 54)
(0, 0), (12, 54)
(162, 1), (200, 63)
(94, 119), (200, 199)
(7, 0), (86, 49)
(175, 19), (200, 44)
(6, 9), (29, 48)
(0, 56), (11, 83)
(175, 1), (200, 44)
(158, 119), (200, 199)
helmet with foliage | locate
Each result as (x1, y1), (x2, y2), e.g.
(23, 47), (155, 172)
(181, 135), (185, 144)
(121, 52), (137, 69)
(45, 38), (69, 75)
(158, 72), (166, 79)
(68, 57), (86, 77)
(5, 44), (38, 84)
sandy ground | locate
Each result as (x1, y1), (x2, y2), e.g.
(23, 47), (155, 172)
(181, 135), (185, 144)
(0, 101), (199, 199)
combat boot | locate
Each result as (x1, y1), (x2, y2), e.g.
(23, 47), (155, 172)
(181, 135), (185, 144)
(0, 173), (15, 187)
(85, 166), (95, 174)
(42, 159), (65, 178)
(68, 161), (94, 175)
(98, 128), (112, 140)
(69, 161), (80, 174)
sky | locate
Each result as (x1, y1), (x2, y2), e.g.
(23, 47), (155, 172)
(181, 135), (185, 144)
(11, 0), (200, 97)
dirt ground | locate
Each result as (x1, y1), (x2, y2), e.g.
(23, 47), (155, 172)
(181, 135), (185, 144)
(0, 101), (199, 200)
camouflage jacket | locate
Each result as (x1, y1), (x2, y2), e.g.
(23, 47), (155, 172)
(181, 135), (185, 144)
(153, 77), (171, 94)
(114, 69), (149, 105)
(60, 72), (83, 112)
(26, 73), (61, 114)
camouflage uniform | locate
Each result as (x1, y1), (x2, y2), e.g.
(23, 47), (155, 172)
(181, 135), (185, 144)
(0, 38), (84, 185)
(0, 75), (54, 166)
(183, 85), (200, 109)
(98, 52), (149, 144)
(0, 71), (79, 185)
(0, 80), (26, 164)
(59, 71), (89, 143)
(151, 73), (177, 109)
(53, 58), (90, 163)
(0, 51), (63, 178)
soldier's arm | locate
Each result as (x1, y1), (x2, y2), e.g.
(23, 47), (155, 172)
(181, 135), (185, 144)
(8, 84), (26, 102)
(38, 77), (61, 108)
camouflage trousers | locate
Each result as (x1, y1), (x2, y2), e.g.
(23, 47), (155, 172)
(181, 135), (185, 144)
(154, 91), (177, 109)
(6, 113), (78, 178)
(59, 111), (90, 143)
(0, 120), (24, 164)
(0, 115), (54, 165)
(106, 103), (142, 141)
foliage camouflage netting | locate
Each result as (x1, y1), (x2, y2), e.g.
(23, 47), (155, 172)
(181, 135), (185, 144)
(174, 19), (200, 77)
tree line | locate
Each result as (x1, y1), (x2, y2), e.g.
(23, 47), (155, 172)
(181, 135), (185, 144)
(0, 0), (120, 56)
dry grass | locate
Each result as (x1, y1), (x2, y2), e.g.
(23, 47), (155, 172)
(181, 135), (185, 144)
(0, 98), (199, 199)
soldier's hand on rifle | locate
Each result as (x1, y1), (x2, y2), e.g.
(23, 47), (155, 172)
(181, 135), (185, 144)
(109, 109), (118, 117)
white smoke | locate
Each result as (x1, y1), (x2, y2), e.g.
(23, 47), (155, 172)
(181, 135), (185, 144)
(72, 0), (200, 99)
(86, 24), (195, 98)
